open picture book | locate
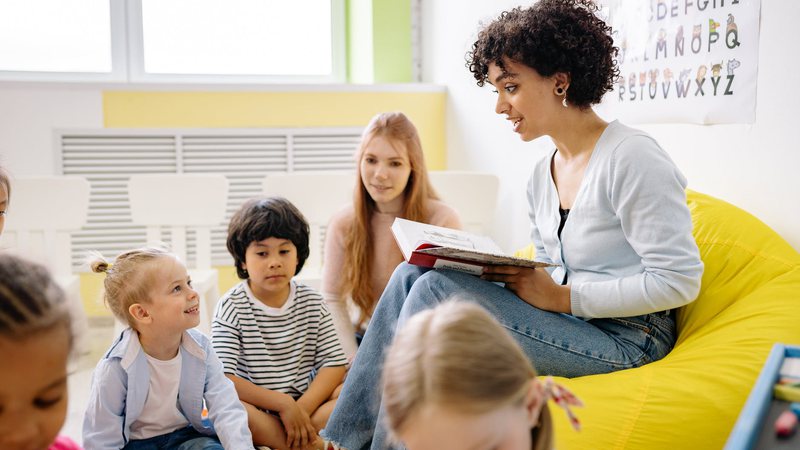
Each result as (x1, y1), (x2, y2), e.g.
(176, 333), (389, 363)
(391, 218), (556, 276)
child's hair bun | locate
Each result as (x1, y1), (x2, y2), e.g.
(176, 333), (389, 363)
(89, 256), (110, 274)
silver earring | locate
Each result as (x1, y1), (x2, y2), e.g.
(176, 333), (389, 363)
(556, 87), (568, 108)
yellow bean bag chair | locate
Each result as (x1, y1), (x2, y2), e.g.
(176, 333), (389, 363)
(516, 190), (800, 449)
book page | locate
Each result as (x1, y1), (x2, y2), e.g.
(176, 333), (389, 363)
(420, 228), (481, 250)
(418, 246), (555, 269)
(392, 218), (503, 254)
(432, 258), (484, 275)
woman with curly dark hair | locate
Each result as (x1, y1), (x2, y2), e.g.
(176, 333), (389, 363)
(322, 1), (703, 448)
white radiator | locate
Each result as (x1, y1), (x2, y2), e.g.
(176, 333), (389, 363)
(56, 127), (361, 268)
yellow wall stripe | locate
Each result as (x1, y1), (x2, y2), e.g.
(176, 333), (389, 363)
(103, 90), (447, 169)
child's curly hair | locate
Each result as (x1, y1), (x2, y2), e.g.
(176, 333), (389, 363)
(467, 0), (619, 109)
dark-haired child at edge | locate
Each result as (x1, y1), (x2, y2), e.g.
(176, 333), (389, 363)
(0, 253), (83, 450)
(212, 196), (347, 450)
(0, 167), (80, 450)
(322, 1), (703, 449)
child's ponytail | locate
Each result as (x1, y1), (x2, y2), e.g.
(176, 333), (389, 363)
(89, 246), (170, 327)
(89, 254), (111, 274)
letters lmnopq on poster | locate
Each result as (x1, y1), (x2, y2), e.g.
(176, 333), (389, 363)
(600, 0), (761, 124)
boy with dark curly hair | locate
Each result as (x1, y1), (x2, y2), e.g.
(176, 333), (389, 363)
(321, 1), (702, 449)
(212, 196), (346, 450)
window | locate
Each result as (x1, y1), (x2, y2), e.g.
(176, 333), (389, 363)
(0, 0), (344, 83)
(0, 0), (126, 82)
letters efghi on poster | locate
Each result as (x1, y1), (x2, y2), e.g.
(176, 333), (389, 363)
(600, 0), (761, 124)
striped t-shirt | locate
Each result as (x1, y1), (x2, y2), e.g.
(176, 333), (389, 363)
(211, 280), (347, 399)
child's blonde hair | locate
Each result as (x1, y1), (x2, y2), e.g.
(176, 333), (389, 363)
(89, 246), (172, 327)
(383, 301), (553, 450)
(0, 165), (10, 199)
(0, 254), (71, 343)
(0, 165), (10, 236)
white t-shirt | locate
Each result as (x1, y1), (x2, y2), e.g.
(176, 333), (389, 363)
(128, 351), (190, 440)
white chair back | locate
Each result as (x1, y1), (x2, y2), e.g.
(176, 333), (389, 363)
(1, 176), (90, 355)
(128, 174), (229, 269)
(127, 174), (229, 334)
(428, 171), (499, 235)
(262, 171), (355, 286)
(2, 176), (90, 276)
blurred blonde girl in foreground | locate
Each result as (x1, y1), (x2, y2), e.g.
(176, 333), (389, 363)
(383, 302), (582, 450)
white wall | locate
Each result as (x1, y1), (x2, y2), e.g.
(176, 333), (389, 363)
(422, 0), (800, 253)
(348, 0), (375, 83)
(0, 86), (103, 175)
(2, 0), (797, 252)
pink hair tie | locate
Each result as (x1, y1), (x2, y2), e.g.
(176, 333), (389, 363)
(541, 376), (584, 431)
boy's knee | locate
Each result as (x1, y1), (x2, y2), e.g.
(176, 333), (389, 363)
(241, 401), (259, 420)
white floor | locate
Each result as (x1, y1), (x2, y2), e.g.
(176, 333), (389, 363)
(62, 320), (116, 445)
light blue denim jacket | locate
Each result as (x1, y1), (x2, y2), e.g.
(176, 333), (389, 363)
(82, 328), (253, 450)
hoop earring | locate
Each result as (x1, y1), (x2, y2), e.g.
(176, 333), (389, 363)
(562, 97), (568, 108)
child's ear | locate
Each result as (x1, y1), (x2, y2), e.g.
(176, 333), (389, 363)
(524, 378), (546, 428)
(128, 303), (151, 324)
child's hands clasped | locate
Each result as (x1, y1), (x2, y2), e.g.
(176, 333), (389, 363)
(481, 266), (572, 314)
(278, 398), (318, 449)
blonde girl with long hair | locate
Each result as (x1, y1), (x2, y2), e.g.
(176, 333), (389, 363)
(321, 111), (461, 359)
(382, 301), (582, 450)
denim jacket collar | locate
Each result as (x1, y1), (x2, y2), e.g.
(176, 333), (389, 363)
(111, 328), (207, 369)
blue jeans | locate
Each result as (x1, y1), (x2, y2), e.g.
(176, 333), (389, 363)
(122, 426), (222, 450)
(321, 263), (676, 450)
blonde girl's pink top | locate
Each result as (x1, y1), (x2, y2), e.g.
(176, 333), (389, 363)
(321, 198), (461, 359)
(49, 435), (83, 450)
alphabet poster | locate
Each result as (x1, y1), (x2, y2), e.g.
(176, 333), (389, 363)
(602, 0), (761, 124)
